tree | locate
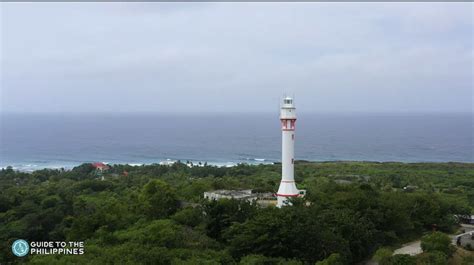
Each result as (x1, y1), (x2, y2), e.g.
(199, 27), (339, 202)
(171, 207), (204, 227)
(2, 161), (473, 264)
(226, 206), (349, 264)
(239, 254), (302, 265)
(140, 180), (180, 219)
(420, 231), (452, 256)
(68, 193), (131, 240)
(315, 253), (345, 265)
(416, 251), (447, 265)
(380, 254), (416, 265)
(203, 199), (256, 242)
(372, 247), (393, 262)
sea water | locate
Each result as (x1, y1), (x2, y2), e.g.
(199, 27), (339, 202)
(0, 112), (472, 171)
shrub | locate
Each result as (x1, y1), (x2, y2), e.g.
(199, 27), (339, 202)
(380, 254), (416, 265)
(315, 253), (345, 265)
(372, 247), (392, 262)
(415, 251), (447, 265)
(465, 243), (472, 251)
(420, 232), (452, 256)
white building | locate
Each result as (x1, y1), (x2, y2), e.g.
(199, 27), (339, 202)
(204, 189), (258, 202)
(276, 97), (305, 207)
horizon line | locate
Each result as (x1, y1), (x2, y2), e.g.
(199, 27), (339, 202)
(1, 110), (473, 115)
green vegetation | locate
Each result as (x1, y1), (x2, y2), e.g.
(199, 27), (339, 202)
(380, 251), (448, 265)
(0, 161), (473, 264)
(421, 231), (454, 256)
(372, 247), (393, 262)
(315, 253), (345, 265)
(416, 251), (448, 265)
(380, 254), (417, 265)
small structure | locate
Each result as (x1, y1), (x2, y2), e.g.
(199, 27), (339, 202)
(159, 159), (176, 166)
(203, 190), (278, 207)
(91, 162), (110, 171)
(256, 193), (279, 207)
(204, 190), (257, 202)
(459, 215), (474, 224)
(403, 185), (418, 192)
(91, 162), (110, 179)
(455, 231), (474, 249)
(335, 179), (353, 185)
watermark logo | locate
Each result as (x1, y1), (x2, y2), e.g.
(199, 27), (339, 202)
(12, 239), (29, 257)
(11, 240), (85, 256)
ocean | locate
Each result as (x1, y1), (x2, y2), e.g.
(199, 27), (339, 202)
(0, 113), (472, 171)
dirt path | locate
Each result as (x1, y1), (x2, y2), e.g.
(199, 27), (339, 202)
(392, 225), (474, 256)
(393, 240), (422, 256)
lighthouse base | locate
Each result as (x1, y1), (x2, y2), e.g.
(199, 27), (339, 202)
(276, 181), (300, 207)
(276, 196), (292, 207)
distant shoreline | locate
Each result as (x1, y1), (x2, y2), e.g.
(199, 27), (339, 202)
(2, 159), (473, 173)
(3, 114), (471, 168)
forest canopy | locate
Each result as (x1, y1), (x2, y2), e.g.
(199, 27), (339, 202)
(1, 161), (473, 264)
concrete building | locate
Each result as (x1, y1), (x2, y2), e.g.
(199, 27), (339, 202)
(204, 190), (257, 202)
(277, 97), (305, 207)
(203, 190), (277, 206)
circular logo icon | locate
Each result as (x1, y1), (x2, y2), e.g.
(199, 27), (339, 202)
(12, 239), (29, 257)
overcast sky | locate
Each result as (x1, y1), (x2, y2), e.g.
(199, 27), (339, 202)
(1, 3), (472, 113)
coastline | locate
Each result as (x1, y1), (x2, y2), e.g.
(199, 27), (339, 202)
(2, 158), (473, 173)
(0, 159), (274, 172)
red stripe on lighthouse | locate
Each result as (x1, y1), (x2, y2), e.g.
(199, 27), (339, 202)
(276, 193), (300, 197)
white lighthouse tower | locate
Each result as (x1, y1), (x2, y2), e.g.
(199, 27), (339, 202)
(277, 97), (302, 207)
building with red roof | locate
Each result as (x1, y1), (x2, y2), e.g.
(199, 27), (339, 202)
(91, 162), (110, 171)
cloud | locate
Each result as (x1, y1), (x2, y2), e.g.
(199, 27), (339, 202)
(1, 2), (472, 113)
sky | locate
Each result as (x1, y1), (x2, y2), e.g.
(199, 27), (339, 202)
(1, 3), (472, 114)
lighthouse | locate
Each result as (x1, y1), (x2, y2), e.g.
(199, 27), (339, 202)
(277, 97), (303, 207)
